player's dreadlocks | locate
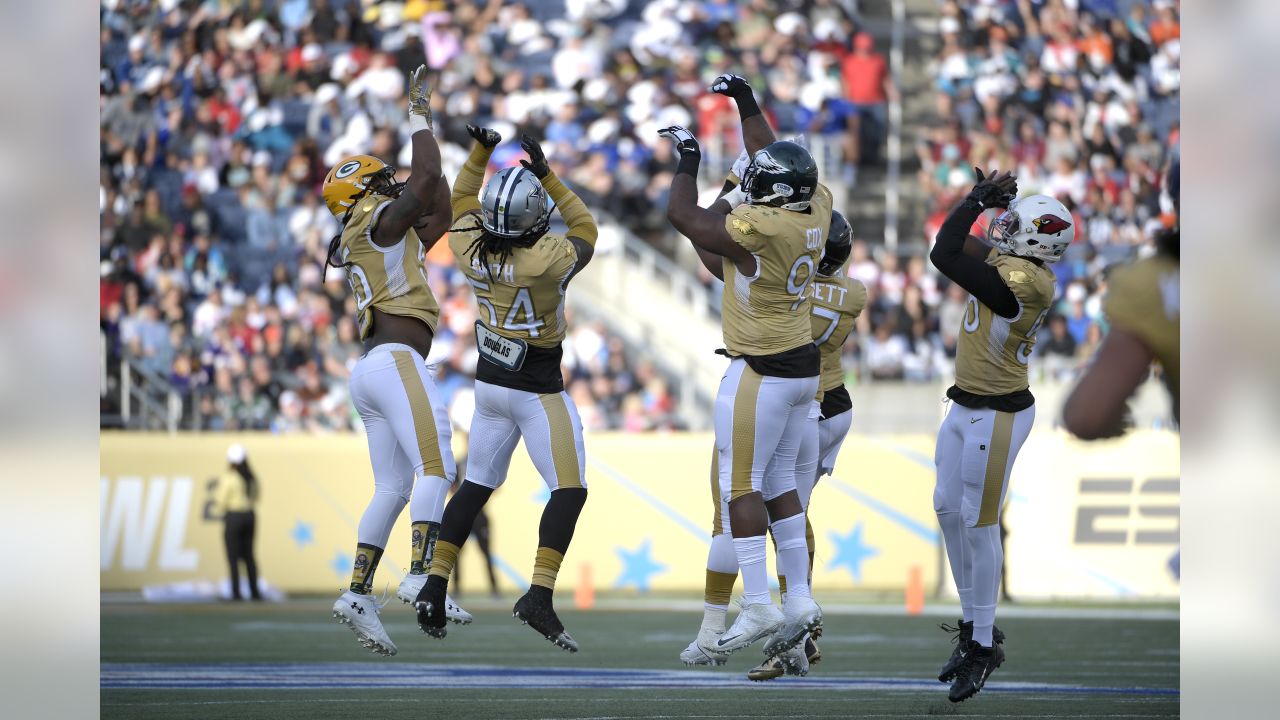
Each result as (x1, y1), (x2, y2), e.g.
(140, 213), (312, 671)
(322, 172), (405, 281)
(451, 215), (541, 281)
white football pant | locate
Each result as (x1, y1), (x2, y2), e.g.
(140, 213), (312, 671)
(349, 343), (455, 549)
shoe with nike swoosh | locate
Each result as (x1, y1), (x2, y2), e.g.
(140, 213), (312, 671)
(701, 601), (784, 655)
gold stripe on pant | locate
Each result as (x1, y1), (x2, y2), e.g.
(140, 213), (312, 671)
(538, 393), (581, 490)
(976, 410), (1015, 527)
(392, 351), (446, 479)
(730, 366), (763, 501)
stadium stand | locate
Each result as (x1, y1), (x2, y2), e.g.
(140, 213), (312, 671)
(99, 0), (1177, 432)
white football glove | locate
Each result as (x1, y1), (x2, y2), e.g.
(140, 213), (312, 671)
(730, 148), (751, 184)
(657, 125), (701, 159)
(407, 64), (434, 134)
(709, 73), (752, 98)
(719, 184), (747, 209)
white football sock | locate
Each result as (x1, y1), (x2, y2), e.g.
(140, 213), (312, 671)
(770, 513), (811, 599)
(704, 532), (739, 615)
(733, 535), (771, 605)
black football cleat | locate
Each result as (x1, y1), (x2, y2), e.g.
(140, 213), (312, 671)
(948, 640), (1005, 703)
(513, 587), (578, 653)
(938, 619), (1005, 682)
(413, 579), (448, 639)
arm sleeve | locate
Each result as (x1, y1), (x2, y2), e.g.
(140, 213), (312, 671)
(929, 197), (1020, 318)
(541, 170), (598, 247)
(451, 143), (493, 217)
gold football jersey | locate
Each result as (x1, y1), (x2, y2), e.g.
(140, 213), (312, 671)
(809, 273), (868, 392)
(721, 184), (833, 357)
(338, 195), (441, 340)
(448, 229), (579, 348)
(1103, 254), (1179, 405)
(954, 251), (1057, 396)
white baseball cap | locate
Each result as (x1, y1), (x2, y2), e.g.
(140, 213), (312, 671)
(227, 444), (247, 464)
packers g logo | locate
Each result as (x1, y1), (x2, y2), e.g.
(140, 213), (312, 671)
(335, 160), (363, 179)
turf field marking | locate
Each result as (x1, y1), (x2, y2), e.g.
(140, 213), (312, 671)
(101, 663), (1178, 697)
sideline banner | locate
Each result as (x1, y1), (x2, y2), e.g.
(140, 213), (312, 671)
(1003, 430), (1180, 600)
(100, 430), (1177, 599)
(100, 432), (940, 595)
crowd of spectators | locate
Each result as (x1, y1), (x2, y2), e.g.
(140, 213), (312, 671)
(821, 0), (1179, 383)
(98, 0), (1177, 432)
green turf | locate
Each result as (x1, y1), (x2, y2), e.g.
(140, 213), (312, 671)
(101, 598), (1179, 719)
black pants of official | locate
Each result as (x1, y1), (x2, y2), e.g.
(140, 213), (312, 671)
(224, 511), (261, 600)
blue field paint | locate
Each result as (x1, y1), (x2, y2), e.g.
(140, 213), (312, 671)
(825, 478), (939, 544)
(100, 663), (1178, 696)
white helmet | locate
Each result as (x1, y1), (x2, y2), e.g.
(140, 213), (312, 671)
(479, 167), (550, 240)
(986, 194), (1075, 263)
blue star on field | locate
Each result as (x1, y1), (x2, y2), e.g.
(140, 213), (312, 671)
(827, 522), (880, 583)
(331, 550), (351, 578)
(290, 520), (314, 549)
(614, 538), (667, 592)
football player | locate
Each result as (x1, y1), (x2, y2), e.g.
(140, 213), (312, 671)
(1063, 161), (1179, 437)
(660, 72), (830, 661)
(929, 168), (1073, 701)
(680, 205), (866, 681)
(322, 66), (470, 656)
(747, 209), (867, 680)
(413, 126), (596, 653)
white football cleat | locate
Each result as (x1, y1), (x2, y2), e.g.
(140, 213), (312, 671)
(680, 627), (730, 666)
(396, 573), (473, 625)
(763, 595), (822, 657)
(332, 590), (396, 656)
(778, 643), (810, 676)
(703, 602), (784, 655)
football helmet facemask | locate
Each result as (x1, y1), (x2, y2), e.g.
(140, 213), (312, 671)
(818, 210), (852, 276)
(987, 194), (1074, 263)
(741, 141), (819, 211)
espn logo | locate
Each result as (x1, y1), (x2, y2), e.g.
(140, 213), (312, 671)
(1073, 478), (1179, 545)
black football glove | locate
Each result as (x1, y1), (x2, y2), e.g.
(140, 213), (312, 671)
(657, 125), (701, 159)
(968, 167), (1017, 209)
(519, 134), (550, 178)
(466, 124), (502, 149)
(710, 73), (752, 99)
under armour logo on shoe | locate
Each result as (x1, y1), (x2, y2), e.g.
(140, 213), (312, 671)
(351, 602), (364, 615)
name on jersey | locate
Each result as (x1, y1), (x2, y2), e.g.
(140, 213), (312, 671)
(808, 281), (847, 304)
(470, 257), (515, 284)
(475, 320), (528, 372)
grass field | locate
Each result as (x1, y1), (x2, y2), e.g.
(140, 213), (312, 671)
(101, 595), (1178, 719)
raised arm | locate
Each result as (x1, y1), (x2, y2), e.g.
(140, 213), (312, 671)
(518, 135), (597, 279)
(658, 125), (753, 276)
(453, 124), (501, 217)
(711, 74), (776, 156)
(1061, 330), (1153, 440)
(412, 175), (453, 252)
(929, 168), (1020, 318)
(373, 66), (444, 247)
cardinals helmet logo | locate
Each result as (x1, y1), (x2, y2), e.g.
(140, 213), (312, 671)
(1031, 214), (1071, 235)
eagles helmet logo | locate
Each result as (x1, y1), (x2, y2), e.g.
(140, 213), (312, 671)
(1031, 214), (1071, 236)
